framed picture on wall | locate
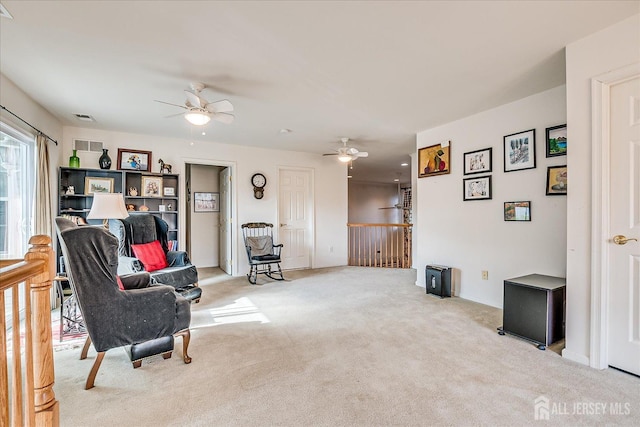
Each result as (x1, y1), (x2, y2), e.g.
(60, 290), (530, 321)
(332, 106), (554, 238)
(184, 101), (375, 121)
(504, 201), (531, 221)
(546, 165), (567, 195)
(194, 192), (219, 212)
(418, 141), (451, 178)
(546, 124), (567, 157)
(463, 147), (492, 175)
(503, 129), (536, 172)
(463, 176), (492, 201)
(117, 148), (152, 172)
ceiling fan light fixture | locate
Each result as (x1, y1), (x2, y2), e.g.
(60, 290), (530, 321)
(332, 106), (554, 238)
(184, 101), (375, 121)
(185, 111), (211, 126)
(338, 154), (352, 162)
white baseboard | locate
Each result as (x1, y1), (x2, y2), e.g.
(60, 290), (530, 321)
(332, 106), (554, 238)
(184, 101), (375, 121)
(562, 348), (590, 366)
(415, 281), (425, 288)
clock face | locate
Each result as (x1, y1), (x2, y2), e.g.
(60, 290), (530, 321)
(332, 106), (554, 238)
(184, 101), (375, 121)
(252, 173), (266, 188)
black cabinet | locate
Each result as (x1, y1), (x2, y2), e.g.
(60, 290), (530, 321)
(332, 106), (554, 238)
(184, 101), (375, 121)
(500, 274), (566, 350)
(426, 265), (452, 298)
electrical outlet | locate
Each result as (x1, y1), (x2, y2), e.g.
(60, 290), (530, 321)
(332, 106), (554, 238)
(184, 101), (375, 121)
(482, 270), (489, 280)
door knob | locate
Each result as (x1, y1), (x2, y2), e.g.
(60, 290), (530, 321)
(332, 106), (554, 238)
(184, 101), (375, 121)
(613, 235), (638, 245)
(280, 223), (288, 227)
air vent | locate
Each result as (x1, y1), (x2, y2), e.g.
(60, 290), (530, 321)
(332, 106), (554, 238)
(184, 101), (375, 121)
(73, 139), (103, 153)
(0, 3), (13, 19)
(73, 113), (96, 122)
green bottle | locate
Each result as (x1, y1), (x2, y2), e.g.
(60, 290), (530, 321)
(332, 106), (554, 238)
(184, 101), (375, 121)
(69, 149), (80, 168)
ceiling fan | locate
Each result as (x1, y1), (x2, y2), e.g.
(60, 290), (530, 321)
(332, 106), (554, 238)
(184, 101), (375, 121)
(380, 182), (410, 210)
(155, 82), (234, 126)
(323, 138), (369, 162)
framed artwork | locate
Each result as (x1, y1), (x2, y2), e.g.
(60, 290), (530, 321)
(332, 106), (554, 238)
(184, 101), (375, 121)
(463, 176), (491, 201)
(141, 176), (163, 197)
(194, 192), (219, 212)
(503, 129), (536, 172)
(504, 201), (531, 221)
(418, 141), (450, 178)
(463, 147), (492, 175)
(546, 124), (567, 157)
(546, 165), (567, 195)
(117, 148), (152, 172)
(84, 177), (114, 195)
(163, 187), (175, 196)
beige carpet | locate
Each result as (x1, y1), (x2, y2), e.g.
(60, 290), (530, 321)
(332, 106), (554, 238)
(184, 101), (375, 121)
(52, 267), (639, 426)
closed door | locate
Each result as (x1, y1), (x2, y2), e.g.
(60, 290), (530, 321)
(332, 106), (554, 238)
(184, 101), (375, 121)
(279, 168), (313, 270)
(219, 167), (232, 275)
(608, 75), (640, 375)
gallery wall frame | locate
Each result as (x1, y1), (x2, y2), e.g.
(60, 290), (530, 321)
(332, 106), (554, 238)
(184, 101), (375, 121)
(546, 124), (567, 157)
(546, 165), (567, 195)
(419, 142), (451, 178)
(503, 129), (536, 172)
(463, 175), (492, 201)
(504, 201), (531, 221)
(463, 147), (492, 175)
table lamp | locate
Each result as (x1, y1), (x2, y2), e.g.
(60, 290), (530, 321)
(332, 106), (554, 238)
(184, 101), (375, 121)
(87, 193), (129, 227)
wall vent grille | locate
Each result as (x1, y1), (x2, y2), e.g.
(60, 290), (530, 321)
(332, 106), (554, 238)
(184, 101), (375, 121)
(73, 139), (103, 153)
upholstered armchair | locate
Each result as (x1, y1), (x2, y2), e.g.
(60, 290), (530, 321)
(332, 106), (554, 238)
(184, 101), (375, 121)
(55, 217), (192, 389)
(109, 214), (201, 302)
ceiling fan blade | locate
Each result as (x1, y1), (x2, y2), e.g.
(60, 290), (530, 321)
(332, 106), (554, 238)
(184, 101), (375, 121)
(154, 100), (187, 109)
(322, 153), (338, 156)
(206, 99), (233, 113)
(212, 112), (235, 124)
(354, 151), (369, 158)
(164, 112), (185, 119)
(184, 90), (205, 108)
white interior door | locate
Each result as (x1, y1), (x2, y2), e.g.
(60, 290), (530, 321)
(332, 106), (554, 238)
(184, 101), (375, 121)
(608, 75), (640, 375)
(219, 167), (232, 275)
(279, 168), (313, 270)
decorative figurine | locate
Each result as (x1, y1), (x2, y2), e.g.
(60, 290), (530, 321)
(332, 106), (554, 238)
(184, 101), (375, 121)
(128, 187), (138, 196)
(167, 203), (172, 211)
(65, 185), (75, 195)
(126, 204), (136, 211)
(158, 158), (172, 174)
(139, 205), (149, 212)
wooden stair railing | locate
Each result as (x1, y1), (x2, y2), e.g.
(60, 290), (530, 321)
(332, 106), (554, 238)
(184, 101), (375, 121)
(1, 235), (59, 427)
(347, 223), (412, 268)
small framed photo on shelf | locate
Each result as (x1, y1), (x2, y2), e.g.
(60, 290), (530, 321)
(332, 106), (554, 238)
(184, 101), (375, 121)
(504, 201), (531, 221)
(194, 192), (219, 212)
(503, 129), (536, 172)
(463, 176), (492, 201)
(463, 147), (492, 175)
(418, 141), (451, 178)
(163, 187), (175, 196)
(546, 124), (567, 157)
(117, 148), (152, 172)
(141, 176), (163, 197)
(546, 165), (567, 195)
(84, 177), (114, 195)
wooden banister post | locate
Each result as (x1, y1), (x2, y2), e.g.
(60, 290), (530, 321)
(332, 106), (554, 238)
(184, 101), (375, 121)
(24, 235), (59, 427)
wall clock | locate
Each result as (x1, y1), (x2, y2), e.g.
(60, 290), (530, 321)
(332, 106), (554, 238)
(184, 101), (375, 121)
(251, 173), (266, 199)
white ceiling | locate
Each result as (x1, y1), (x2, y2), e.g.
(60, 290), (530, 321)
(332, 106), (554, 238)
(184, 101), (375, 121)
(1, 1), (638, 183)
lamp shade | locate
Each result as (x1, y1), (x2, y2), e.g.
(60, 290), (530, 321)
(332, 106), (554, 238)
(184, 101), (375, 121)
(87, 193), (129, 220)
(185, 111), (211, 126)
(338, 154), (352, 163)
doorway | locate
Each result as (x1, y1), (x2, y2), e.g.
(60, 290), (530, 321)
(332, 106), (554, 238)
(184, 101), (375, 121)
(278, 167), (314, 270)
(184, 161), (235, 275)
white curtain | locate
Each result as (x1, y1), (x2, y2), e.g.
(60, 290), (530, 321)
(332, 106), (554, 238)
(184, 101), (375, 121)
(35, 133), (52, 238)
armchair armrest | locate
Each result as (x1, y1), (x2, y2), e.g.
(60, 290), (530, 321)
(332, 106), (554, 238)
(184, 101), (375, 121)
(119, 272), (151, 290)
(117, 256), (144, 275)
(273, 243), (283, 256)
(167, 250), (191, 267)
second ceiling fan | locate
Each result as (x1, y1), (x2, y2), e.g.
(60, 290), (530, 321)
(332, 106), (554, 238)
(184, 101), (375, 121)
(323, 138), (368, 162)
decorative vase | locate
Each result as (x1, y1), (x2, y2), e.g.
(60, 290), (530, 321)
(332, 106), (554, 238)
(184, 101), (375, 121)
(69, 149), (80, 168)
(99, 149), (112, 170)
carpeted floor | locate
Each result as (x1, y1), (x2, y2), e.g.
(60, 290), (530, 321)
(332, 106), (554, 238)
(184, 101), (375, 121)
(52, 266), (639, 426)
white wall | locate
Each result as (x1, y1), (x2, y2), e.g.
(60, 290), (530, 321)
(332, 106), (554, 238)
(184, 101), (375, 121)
(61, 126), (349, 276)
(348, 181), (402, 224)
(563, 14), (640, 365)
(416, 85), (567, 308)
(189, 164), (221, 267)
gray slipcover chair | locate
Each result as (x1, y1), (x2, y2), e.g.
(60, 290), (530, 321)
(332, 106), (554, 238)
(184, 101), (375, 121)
(109, 214), (201, 302)
(55, 217), (192, 389)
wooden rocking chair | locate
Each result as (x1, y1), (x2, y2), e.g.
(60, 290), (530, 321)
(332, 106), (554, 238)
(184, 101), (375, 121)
(242, 222), (285, 284)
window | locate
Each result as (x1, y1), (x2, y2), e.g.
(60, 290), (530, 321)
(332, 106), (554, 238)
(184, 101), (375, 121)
(0, 121), (36, 258)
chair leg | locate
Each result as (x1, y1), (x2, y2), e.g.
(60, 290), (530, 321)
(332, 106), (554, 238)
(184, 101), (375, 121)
(132, 360), (142, 369)
(162, 351), (172, 360)
(174, 329), (192, 364)
(80, 336), (92, 360)
(85, 351), (105, 390)
(247, 265), (257, 284)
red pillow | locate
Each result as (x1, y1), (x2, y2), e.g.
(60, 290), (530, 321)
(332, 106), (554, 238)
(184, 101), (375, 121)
(131, 240), (168, 272)
(116, 275), (125, 290)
